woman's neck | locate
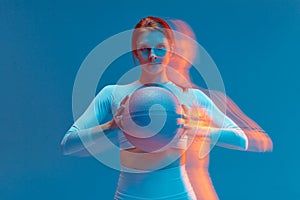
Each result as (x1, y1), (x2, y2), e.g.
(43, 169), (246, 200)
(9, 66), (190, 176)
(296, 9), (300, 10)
(139, 70), (169, 85)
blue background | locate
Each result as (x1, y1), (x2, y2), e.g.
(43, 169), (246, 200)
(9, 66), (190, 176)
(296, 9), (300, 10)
(1, 0), (299, 199)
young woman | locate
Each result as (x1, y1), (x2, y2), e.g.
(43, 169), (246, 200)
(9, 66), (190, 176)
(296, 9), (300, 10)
(61, 16), (260, 199)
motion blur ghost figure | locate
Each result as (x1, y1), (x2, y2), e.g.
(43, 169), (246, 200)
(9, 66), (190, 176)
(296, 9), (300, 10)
(164, 18), (272, 152)
(164, 18), (273, 199)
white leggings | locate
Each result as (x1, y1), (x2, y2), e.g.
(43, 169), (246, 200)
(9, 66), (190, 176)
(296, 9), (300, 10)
(114, 165), (196, 200)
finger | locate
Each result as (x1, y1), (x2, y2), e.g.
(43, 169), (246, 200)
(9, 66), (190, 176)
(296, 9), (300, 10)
(182, 123), (192, 130)
(200, 119), (210, 126)
(180, 129), (188, 137)
(115, 96), (129, 117)
(120, 95), (129, 105)
(115, 107), (124, 117)
(193, 107), (205, 118)
(182, 114), (189, 120)
(177, 118), (185, 125)
(116, 99), (128, 115)
(181, 104), (189, 114)
(189, 116), (201, 121)
(113, 113), (124, 127)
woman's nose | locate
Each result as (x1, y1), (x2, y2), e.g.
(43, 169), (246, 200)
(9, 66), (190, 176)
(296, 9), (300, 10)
(149, 49), (157, 61)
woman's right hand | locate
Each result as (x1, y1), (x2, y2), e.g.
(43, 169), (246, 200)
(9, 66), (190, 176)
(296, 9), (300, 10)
(110, 95), (129, 129)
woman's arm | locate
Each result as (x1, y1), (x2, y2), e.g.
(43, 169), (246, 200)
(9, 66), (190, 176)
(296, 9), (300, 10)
(193, 89), (248, 151)
(60, 85), (119, 157)
(61, 121), (119, 156)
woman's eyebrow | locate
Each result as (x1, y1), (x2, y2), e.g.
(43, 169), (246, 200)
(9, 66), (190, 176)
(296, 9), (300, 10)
(136, 45), (150, 50)
(136, 40), (149, 45)
(136, 42), (149, 47)
(156, 43), (167, 47)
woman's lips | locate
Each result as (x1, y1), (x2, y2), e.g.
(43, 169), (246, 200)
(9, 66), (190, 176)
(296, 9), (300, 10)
(148, 63), (162, 65)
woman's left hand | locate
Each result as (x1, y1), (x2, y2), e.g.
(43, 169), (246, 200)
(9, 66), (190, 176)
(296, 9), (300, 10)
(178, 104), (215, 137)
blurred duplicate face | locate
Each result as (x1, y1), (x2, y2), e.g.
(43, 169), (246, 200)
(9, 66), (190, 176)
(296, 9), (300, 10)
(136, 30), (171, 75)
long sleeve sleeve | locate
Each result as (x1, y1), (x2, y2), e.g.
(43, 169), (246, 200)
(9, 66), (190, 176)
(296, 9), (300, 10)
(193, 89), (248, 150)
(60, 85), (118, 156)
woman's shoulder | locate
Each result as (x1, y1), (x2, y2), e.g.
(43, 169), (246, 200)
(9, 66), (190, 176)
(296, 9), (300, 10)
(183, 87), (213, 107)
(99, 81), (140, 91)
(95, 81), (142, 98)
(188, 87), (210, 98)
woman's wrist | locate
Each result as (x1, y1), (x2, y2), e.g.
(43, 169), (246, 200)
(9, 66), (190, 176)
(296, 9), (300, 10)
(105, 120), (119, 130)
(95, 120), (119, 135)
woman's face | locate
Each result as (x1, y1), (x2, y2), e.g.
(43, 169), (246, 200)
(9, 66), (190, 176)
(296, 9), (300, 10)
(135, 30), (171, 75)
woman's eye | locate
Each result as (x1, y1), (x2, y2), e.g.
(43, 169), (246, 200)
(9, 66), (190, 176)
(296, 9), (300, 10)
(140, 48), (150, 53)
(154, 48), (167, 56)
(155, 48), (166, 52)
(137, 47), (167, 57)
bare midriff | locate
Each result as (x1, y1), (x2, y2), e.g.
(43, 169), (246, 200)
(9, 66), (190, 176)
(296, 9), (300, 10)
(120, 147), (186, 171)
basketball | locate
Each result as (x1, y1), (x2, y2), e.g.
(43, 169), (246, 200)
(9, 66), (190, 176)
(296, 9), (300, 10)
(120, 85), (182, 152)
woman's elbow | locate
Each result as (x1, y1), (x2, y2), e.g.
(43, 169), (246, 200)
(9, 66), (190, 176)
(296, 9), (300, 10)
(60, 134), (73, 156)
(244, 130), (273, 152)
(60, 133), (91, 157)
(247, 137), (273, 152)
(60, 138), (68, 156)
